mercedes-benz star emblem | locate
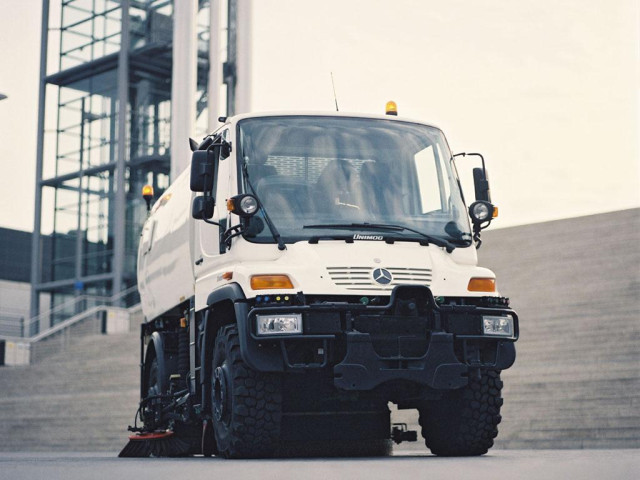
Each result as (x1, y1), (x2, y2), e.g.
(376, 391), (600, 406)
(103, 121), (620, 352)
(372, 268), (392, 285)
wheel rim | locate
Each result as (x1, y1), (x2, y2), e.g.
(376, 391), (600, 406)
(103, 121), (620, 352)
(212, 364), (229, 423)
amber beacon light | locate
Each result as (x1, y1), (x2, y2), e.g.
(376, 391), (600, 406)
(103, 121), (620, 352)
(142, 185), (154, 211)
(385, 101), (398, 116)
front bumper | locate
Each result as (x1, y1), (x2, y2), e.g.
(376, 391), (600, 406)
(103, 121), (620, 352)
(235, 286), (518, 391)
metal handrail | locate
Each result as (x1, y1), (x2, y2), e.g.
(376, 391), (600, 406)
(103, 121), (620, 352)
(3, 285), (139, 339)
(29, 305), (107, 343)
(0, 302), (142, 346)
(0, 301), (142, 366)
(26, 294), (108, 331)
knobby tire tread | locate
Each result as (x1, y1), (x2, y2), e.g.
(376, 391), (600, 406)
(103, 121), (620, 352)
(418, 370), (504, 456)
(214, 325), (282, 458)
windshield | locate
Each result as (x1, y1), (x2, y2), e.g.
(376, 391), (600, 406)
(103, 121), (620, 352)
(237, 116), (472, 245)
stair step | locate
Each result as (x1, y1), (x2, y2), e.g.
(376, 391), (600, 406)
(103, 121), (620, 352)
(0, 330), (141, 452)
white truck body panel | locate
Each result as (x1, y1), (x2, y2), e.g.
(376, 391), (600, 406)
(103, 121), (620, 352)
(138, 167), (196, 320)
(192, 238), (496, 313)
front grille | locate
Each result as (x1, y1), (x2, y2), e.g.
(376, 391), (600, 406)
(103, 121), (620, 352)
(326, 266), (432, 291)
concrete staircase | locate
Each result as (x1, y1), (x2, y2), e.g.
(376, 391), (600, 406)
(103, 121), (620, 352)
(0, 209), (638, 452)
(481, 208), (640, 449)
(0, 330), (140, 452)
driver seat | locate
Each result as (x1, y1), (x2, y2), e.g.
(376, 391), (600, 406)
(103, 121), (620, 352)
(314, 160), (360, 213)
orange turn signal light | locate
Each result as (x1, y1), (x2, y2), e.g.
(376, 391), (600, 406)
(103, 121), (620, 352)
(468, 277), (496, 292)
(492, 206), (499, 218)
(250, 275), (294, 290)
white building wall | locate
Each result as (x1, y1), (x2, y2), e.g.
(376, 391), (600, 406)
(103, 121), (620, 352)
(235, 0), (252, 114)
(0, 280), (30, 336)
(0, 280), (50, 336)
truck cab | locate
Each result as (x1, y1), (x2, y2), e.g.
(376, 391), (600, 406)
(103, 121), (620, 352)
(131, 110), (518, 458)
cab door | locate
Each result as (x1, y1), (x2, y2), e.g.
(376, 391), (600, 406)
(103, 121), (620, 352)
(193, 128), (234, 288)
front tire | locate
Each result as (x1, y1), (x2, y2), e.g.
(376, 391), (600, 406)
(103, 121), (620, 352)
(211, 325), (282, 458)
(418, 370), (504, 456)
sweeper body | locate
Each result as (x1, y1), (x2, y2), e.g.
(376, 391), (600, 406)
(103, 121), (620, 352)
(123, 107), (518, 458)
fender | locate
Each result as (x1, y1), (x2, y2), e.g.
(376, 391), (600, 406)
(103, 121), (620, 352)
(205, 282), (283, 372)
(206, 283), (246, 306)
(200, 283), (248, 409)
(202, 283), (247, 378)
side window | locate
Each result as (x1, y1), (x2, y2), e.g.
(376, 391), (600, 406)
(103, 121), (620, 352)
(414, 146), (444, 213)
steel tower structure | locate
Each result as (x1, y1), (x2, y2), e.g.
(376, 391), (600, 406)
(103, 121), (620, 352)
(30, 0), (251, 331)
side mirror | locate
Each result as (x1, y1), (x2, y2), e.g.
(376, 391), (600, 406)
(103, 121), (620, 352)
(192, 196), (215, 219)
(473, 167), (491, 202)
(190, 150), (216, 192)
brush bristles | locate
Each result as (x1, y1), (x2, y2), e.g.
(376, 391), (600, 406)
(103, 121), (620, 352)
(119, 436), (193, 458)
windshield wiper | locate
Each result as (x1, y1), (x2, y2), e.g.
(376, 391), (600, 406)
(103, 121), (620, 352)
(303, 223), (457, 252)
(241, 163), (286, 250)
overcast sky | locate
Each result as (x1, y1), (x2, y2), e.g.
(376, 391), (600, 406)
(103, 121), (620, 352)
(0, 0), (638, 233)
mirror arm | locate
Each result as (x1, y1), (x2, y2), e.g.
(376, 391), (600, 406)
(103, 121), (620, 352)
(471, 217), (493, 249)
(202, 189), (218, 225)
(473, 227), (483, 249)
(455, 152), (486, 174)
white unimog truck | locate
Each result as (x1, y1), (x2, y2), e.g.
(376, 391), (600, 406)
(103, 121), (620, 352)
(122, 106), (518, 458)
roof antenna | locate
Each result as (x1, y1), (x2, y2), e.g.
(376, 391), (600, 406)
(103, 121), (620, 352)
(331, 72), (339, 111)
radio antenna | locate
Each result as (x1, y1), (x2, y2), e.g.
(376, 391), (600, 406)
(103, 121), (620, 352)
(331, 72), (339, 111)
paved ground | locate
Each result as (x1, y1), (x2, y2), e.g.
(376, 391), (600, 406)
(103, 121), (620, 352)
(0, 447), (638, 480)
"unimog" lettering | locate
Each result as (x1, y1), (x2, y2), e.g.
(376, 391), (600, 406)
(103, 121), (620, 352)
(353, 234), (384, 241)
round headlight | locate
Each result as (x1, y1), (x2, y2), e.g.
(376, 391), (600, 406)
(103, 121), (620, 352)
(469, 201), (494, 223)
(227, 194), (260, 217)
(239, 195), (259, 216)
